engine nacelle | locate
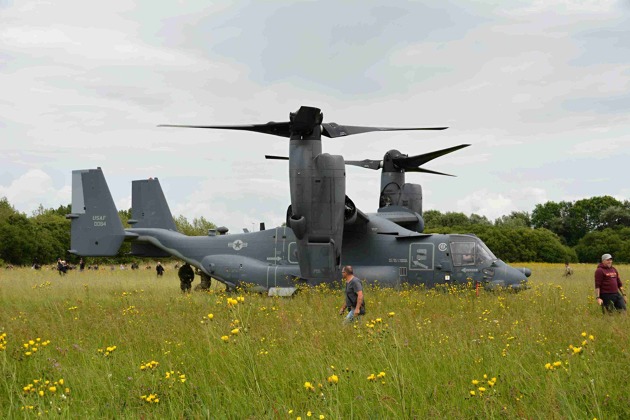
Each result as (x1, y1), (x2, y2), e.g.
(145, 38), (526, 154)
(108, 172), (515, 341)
(380, 182), (423, 215)
(400, 183), (423, 215)
(289, 151), (345, 281)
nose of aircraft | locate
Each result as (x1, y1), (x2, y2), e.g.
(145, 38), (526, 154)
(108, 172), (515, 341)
(486, 261), (530, 291)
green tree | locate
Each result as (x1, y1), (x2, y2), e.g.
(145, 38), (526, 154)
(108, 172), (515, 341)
(469, 213), (492, 226)
(116, 209), (132, 260)
(31, 212), (71, 263)
(425, 225), (576, 263)
(574, 228), (630, 263)
(0, 211), (35, 265)
(599, 206), (630, 230)
(440, 212), (471, 227)
(574, 229), (618, 263)
(174, 215), (217, 236)
(531, 201), (572, 243)
(564, 196), (623, 245)
(494, 211), (531, 228)
(423, 210), (443, 228)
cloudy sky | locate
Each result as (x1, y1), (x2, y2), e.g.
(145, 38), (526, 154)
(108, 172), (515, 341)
(2, 0), (629, 232)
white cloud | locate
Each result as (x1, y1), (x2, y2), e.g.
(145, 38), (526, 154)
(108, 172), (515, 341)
(0, 169), (69, 213)
(455, 187), (548, 220)
(1, 0), (630, 231)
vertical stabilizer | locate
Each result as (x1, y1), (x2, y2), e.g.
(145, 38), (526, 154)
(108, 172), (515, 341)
(129, 178), (177, 230)
(67, 168), (125, 256)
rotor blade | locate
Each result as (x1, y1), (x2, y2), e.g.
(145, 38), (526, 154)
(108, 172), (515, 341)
(159, 122), (291, 138)
(268, 154), (382, 169)
(321, 123), (448, 138)
(393, 144), (470, 169)
(344, 159), (382, 170)
(404, 167), (456, 177)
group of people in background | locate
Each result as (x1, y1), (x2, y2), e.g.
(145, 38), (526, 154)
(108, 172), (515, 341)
(43, 253), (629, 315)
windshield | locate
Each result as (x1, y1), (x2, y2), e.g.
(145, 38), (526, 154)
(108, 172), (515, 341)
(450, 236), (497, 266)
(476, 239), (496, 263)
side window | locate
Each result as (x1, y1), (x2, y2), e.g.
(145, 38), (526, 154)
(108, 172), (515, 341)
(451, 242), (476, 266)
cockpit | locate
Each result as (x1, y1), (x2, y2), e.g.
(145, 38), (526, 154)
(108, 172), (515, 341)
(449, 235), (496, 267)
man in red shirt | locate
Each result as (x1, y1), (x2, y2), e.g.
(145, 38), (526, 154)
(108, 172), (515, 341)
(595, 253), (626, 313)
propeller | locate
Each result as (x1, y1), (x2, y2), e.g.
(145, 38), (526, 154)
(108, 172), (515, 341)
(160, 106), (448, 138)
(345, 144), (470, 177)
(267, 144), (470, 176)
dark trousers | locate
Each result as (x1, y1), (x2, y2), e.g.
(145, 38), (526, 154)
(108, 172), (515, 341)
(601, 293), (627, 313)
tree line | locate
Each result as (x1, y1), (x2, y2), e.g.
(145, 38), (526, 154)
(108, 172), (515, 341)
(0, 197), (215, 267)
(424, 195), (630, 263)
(1, 195), (629, 266)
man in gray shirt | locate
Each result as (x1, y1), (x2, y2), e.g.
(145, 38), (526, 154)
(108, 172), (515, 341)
(338, 265), (365, 322)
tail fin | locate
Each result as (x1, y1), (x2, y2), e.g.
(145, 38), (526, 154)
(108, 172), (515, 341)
(67, 168), (126, 256)
(128, 177), (177, 257)
(128, 178), (177, 230)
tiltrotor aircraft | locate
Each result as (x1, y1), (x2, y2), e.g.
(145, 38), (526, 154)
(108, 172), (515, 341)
(67, 106), (530, 294)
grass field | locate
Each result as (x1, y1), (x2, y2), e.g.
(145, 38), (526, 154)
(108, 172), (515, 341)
(1, 263), (629, 419)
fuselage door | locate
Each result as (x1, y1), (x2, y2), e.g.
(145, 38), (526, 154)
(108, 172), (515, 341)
(434, 241), (453, 285)
(408, 243), (434, 285)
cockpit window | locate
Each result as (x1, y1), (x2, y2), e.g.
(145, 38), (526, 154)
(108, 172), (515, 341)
(476, 240), (496, 263)
(451, 241), (476, 266)
(450, 239), (497, 266)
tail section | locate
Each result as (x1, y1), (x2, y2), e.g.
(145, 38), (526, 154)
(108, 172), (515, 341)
(67, 168), (126, 256)
(127, 177), (177, 258)
(129, 178), (177, 230)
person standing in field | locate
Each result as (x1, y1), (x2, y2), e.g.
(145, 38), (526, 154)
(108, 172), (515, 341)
(156, 261), (165, 277)
(564, 262), (573, 277)
(595, 253), (626, 313)
(178, 263), (195, 293)
(338, 265), (365, 323)
(57, 258), (67, 275)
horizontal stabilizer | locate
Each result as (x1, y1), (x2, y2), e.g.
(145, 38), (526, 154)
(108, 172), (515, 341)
(67, 168), (125, 256)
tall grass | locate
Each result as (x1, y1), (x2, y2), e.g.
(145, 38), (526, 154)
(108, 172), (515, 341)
(1, 263), (629, 418)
